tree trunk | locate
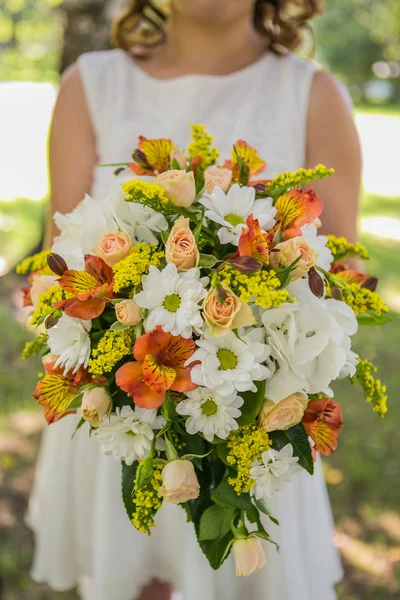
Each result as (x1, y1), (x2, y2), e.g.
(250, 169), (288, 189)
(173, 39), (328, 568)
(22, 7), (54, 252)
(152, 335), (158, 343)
(59, 0), (124, 72)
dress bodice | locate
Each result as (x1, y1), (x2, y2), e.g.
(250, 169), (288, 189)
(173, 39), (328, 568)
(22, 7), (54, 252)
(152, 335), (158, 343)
(77, 48), (318, 201)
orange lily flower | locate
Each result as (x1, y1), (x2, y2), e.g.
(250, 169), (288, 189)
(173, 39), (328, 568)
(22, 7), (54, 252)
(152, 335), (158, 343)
(54, 255), (114, 320)
(34, 361), (94, 424)
(235, 214), (270, 265)
(130, 135), (175, 176)
(224, 140), (266, 182)
(116, 327), (198, 409)
(275, 188), (323, 240)
(302, 397), (343, 456)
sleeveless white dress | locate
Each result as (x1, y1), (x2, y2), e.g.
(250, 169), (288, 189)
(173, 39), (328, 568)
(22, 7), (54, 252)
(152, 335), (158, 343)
(27, 49), (343, 600)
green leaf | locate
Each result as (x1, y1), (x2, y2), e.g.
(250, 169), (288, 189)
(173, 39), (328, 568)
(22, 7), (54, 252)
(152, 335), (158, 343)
(270, 423), (314, 475)
(71, 416), (86, 440)
(233, 145), (250, 186)
(160, 230), (170, 244)
(237, 379), (266, 426)
(245, 503), (259, 524)
(110, 321), (130, 331)
(199, 253), (219, 269)
(165, 437), (178, 462)
(216, 443), (230, 466)
(274, 256), (302, 289)
(212, 479), (253, 510)
(181, 450), (212, 461)
(198, 505), (236, 541)
(161, 392), (177, 422)
(121, 461), (138, 521)
(357, 311), (398, 326)
(135, 455), (153, 490)
(193, 220), (203, 242)
(199, 532), (235, 570)
(254, 498), (280, 526)
(66, 393), (83, 410)
(171, 158), (181, 170)
(181, 432), (207, 457)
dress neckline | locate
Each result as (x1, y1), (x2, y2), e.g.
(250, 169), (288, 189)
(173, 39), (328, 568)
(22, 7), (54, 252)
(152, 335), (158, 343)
(120, 50), (273, 86)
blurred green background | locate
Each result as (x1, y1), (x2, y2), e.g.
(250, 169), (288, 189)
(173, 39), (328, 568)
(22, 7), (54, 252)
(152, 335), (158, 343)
(0, 1), (399, 599)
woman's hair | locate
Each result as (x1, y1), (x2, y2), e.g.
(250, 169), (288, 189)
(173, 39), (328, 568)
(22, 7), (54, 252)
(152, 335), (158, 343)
(111, 0), (322, 56)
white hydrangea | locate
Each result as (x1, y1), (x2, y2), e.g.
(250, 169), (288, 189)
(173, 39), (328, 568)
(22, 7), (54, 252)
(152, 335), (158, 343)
(47, 314), (91, 375)
(250, 445), (302, 500)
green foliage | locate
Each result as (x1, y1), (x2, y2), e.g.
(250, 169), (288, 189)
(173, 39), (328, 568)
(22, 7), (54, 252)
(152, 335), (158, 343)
(270, 423), (314, 475)
(237, 380), (266, 426)
(198, 505), (236, 541)
(121, 461), (137, 521)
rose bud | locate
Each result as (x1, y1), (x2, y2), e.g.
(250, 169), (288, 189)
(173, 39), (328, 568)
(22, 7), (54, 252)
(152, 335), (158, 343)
(81, 387), (111, 428)
(204, 166), (233, 193)
(93, 231), (132, 268)
(158, 460), (200, 504)
(362, 276), (378, 292)
(204, 285), (256, 337)
(47, 253), (68, 276)
(308, 267), (324, 298)
(165, 216), (199, 272)
(259, 393), (308, 432)
(156, 170), (196, 208)
(331, 286), (343, 301)
(115, 299), (142, 326)
(170, 149), (187, 170)
(45, 312), (60, 330)
(227, 255), (261, 274)
(232, 537), (267, 577)
(269, 237), (316, 281)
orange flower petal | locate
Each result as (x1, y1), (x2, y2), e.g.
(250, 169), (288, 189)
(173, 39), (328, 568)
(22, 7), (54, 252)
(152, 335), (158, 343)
(133, 327), (172, 363)
(335, 269), (369, 285)
(129, 163), (154, 176)
(142, 354), (176, 392)
(58, 269), (97, 297)
(231, 140), (266, 176)
(84, 254), (113, 287)
(54, 297), (106, 320)
(138, 137), (174, 173)
(171, 366), (199, 393)
(162, 335), (197, 368)
(237, 214), (270, 264)
(116, 361), (165, 408)
(303, 398), (343, 457)
(34, 374), (79, 424)
(275, 188), (323, 239)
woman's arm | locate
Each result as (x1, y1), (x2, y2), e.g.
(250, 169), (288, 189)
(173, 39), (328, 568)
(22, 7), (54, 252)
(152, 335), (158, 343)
(306, 71), (362, 242)
(46, 64), (97, 244)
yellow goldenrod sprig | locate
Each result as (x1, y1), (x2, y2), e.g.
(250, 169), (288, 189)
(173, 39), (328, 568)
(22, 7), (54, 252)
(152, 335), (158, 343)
(131, 465), (163, 535)
(30, 285), (72, 326)
(21, 334), (49, 360)
(187, 124), (219, 170)
(351, 358), (388, 417)
(218, 264), (293, 309)
(267, 165), (334, 200)
(16, 249), (52, 275)
(88, 328), (135, 376)
(343, 284), (388, 316)
(226, 424), (272, 494)
(122, 180), (169, 214)
(326, 235), (370, 262)
(112, 244), (164, 293)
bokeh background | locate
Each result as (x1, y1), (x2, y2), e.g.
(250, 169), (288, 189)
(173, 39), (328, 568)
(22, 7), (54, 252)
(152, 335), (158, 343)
(0, 1), (399, 598)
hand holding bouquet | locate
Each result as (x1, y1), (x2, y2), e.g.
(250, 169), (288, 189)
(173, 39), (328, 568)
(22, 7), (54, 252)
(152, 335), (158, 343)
(18, 125), (390, 575)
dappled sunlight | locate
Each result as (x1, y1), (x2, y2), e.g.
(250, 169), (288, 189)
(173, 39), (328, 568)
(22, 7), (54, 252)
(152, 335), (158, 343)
(361, 216), (400, 241)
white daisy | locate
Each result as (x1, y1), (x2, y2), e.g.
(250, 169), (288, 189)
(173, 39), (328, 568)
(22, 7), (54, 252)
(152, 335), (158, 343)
(47, 314), (91, 375)
(94, 405), (165, 466)
(176, 387), (244, 442)
(134, 263), (208, 339)
(250, 445), (302, 501)
(186, 329), (271, 397)
(200, 184), (276, 245)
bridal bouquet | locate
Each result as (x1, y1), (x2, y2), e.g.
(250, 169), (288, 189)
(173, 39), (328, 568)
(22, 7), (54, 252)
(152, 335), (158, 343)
(18, 125), (390, 575)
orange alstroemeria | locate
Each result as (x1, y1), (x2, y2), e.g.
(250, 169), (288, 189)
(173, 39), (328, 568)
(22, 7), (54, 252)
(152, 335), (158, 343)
(116, 327), (198, 409)
(235, 214), (270, 265)
(224, 140), (266, 182)
(302, 397), (343, 456)
(130, 136), (175, 176)
(275, 188), (323, 240)
(54, 255), (114, 320)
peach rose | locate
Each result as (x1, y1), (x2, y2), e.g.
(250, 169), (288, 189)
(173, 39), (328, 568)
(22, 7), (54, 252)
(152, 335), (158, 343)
(204, 166), (233, 193)
(30, 275), (58, 308)
(233, 537), (267, 577)
(81, 386), (111, 428)
(165, 216), (199, 272)
(115, 299), (142, 326)
(259, 392), (309, 432)
(170, 149), (187, 170)
(156, 170), (196, 207)
(269, 237), (316, 281)
(203, 285), (256, 337)
(93, 231), (132, 268)
(158, 460), (200, 504)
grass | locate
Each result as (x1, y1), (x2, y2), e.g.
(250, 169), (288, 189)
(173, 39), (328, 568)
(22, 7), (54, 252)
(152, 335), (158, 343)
(0, 190), (399, 598)
(355, 104), (400, 117)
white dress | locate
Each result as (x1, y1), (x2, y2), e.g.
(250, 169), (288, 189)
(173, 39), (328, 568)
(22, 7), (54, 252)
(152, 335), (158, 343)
(27, 49), (343, 600)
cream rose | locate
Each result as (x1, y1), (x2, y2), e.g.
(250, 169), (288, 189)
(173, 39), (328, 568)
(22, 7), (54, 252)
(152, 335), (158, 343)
(93, 231), (132, 268)
(203, 285), (256, 337)
(269, 237), (316, 281)
(170, 149), (187, 170)
(165, 216), (199, 272)
(158, 460), (200, 504)
(30, 275), (58, 308)
(204, 166), (233, 193)
(81, 387), (111, 428)
(115, 299), (142, 326)
(156, 170), (196, 207)
(259, 392), (309, 432)
(233, 537), (267, 577)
